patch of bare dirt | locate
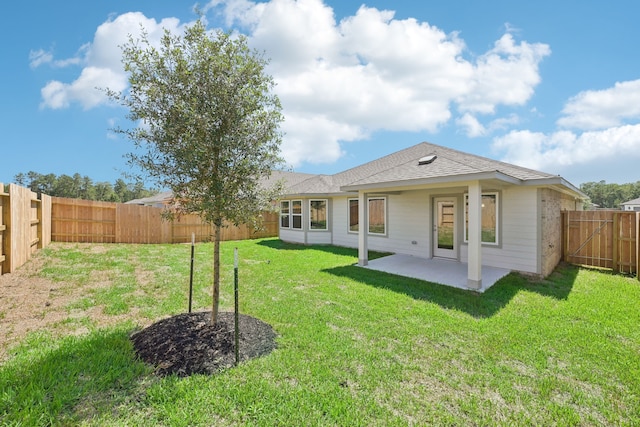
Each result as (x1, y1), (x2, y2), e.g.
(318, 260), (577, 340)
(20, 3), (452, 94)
(1, 245), (277, 374)
(130, 311), (277, 376)
(0, 244), (154, 361)
(0, 254), (66, 360)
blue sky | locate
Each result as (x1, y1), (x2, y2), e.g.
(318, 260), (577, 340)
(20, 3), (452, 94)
(2, 0), (639, 188)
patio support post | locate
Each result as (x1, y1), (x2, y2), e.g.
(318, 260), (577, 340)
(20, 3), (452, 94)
(467, 181), (482, 289)
(358, 191), (368, 266)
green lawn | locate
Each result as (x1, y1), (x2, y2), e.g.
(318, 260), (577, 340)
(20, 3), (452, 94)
(1, 238), (639, 426)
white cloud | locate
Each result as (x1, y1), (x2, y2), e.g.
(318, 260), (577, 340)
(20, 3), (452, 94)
(488, 114), (521, 132)
(29, 49), (53, 68)
(206, 0), (547, 165)
(40, 81), (70, 109)
(29, 48), (84, 69)
(456, 33), (550, 114)
(41, 66), (127, 110)
(280, 112), (364, 166)
(557, 79), (640, 130)
(106, 118), (119, 140)
(492, 125), (640, 173)
(457, 113), (520, 138)
(39, 12), (186, 110)
(29, 45), (90, 69)
(39, 1), (550, 168)
(457, 113), (486, 137)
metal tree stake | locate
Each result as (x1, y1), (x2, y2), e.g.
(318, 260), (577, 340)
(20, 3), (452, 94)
(188, 233), (195, 313)
(234, 247), (240, 366)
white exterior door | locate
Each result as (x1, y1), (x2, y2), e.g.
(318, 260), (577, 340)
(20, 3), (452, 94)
(434, 198), (457, 259)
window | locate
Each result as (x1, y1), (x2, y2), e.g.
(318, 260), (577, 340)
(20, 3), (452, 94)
(280, 201), (290, 228)
(309, 199), (328, 230)
(464, 192), (498, 245)
(348, 199), (359, 232)
(280, 200), (303, 229)
(348, 197), (386, 235)
(292, 200), (302, 229)
(368, 198), (386, 235)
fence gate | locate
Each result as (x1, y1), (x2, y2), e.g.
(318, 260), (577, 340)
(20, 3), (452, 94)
(563, 210), (638, 275)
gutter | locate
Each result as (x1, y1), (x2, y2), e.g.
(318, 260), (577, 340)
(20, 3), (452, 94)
(340, 171), (522, 192)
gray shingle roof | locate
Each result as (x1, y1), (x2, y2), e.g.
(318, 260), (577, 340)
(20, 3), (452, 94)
(127, 171), (317, 204)
(125, 191), (173, 205)
(621, 197), (640, 205)
(259, 170), (317, 192)
(285, 141), (565, 196)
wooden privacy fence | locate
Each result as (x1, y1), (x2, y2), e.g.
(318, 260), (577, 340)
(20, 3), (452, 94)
(0, 183), (52, 275)
(562, 210), (639, 276)
(51, 197), (278, 244)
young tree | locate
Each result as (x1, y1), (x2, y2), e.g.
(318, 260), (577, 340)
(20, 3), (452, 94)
(108, 20), (285, 325)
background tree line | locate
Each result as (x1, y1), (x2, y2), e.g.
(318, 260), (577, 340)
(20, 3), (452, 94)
(580, 180), (640, 209)
(13, 171), (157, 203)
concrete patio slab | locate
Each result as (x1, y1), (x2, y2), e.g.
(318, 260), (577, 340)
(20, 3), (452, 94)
(361, 254), (511, 292)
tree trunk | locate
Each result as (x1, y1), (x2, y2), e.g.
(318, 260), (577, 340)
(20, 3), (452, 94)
(211, 223), (221, 325)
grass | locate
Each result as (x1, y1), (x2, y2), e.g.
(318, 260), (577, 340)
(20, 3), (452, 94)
(1, 238), (639, 425)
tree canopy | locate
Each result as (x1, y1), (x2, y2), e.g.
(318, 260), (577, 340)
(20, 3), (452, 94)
(580, 180), (640, 209)
(13, 171), (155, 203)
(108, 19), (285, 324)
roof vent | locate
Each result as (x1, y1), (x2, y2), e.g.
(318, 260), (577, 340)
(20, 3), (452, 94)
(418, 154), (437, 165)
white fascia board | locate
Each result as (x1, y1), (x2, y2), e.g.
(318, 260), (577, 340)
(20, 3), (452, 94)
(340, 171), (521, 192)
(522, 177), (587, 200)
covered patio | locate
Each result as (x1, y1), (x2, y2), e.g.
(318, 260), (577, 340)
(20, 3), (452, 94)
(361, 254), (511, 292)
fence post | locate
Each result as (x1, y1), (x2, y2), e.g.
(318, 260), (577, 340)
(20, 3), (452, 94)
(561, 211), (566, 262)
(0, 183), (6, 275)
(612, 212), (619, 273)
(36, 193), (43, 249)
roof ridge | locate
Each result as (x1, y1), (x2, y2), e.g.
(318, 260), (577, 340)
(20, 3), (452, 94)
(283, 141), (572, 195)
(431, 143), (557, 178)
(622, 196), (640, 204)
(332, 141), (440, 183)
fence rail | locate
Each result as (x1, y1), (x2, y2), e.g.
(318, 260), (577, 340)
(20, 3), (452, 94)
(0, 183), (51, 274)
(0, 188), (276, 276)
(51, 197), (278, 244)
(3, 187), (638, 280)
(562, 210), (638, 277)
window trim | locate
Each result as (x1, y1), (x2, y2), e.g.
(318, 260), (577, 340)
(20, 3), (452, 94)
(367, 197), (387, 236)
(348, 197), (387, 236)
(348, 198), (359, 234)
(280, 200), (290, 229)
(309, 199), (329, 231)
(291, 199), (303, 230)
(463, 191), (499, 246)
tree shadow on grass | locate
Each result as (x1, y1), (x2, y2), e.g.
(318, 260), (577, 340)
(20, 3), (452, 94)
(322, 262), (580, 318)
(0, 327), (150, 425)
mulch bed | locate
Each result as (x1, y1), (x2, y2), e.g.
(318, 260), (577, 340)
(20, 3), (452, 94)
(130, 311), (276, 377)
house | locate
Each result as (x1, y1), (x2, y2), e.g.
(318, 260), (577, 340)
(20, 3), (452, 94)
(621, 197), (640, 211)
(125, 191), (174, 208)
(124, 172), (316, 208)
(278, 142), (586, 290)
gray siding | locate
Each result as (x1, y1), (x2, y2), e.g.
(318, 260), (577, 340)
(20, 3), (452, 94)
(280, 185), (567, 277)
(461, 187), (538, 273)
(331, 197), (358, 248)
(384, 191), (431, 257)
(280, 229), (305, 244)
(331, 192), (430, 257)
